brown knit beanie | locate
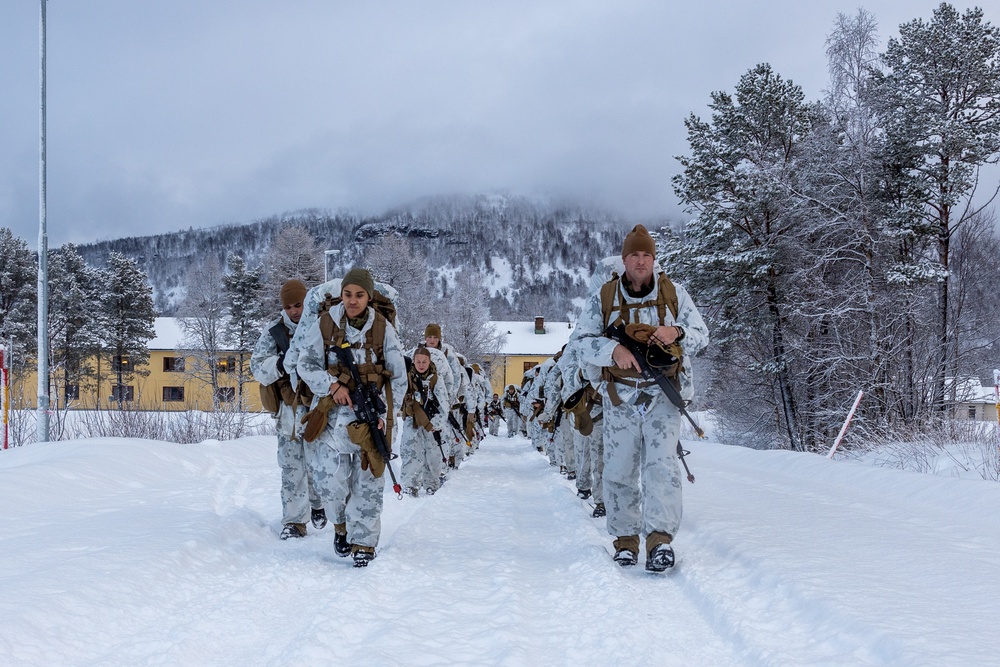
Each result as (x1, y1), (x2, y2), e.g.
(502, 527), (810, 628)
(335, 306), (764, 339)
(279, 279), (307, 307)
(425, 323), (442, 339)
(341, 267), (374, 298)
(621, 224), (656, 259)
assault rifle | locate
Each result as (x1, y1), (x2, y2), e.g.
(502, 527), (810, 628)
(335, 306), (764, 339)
(415, 377), (447, 463)
(447, 410), (470, 447)
(333, 342), (402, 497)
(605, 323), (701, 483)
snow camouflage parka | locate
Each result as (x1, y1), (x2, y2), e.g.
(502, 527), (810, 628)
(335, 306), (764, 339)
(295, 302), (407, 548)
(295, 302), (408, 457)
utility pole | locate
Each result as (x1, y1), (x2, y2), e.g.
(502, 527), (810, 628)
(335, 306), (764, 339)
(37, 0), (50, 443)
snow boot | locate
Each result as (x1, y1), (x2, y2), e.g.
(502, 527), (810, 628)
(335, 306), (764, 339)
(645, 544), (676, 572)
(311, 507), (327, 530)
(334, 524), (351, 557)
(613, 536), (639, 567)
(577, 488), (592, 500)
(592, 503), (606, 518)
(566, 471), (577, 481)
(408, 487), (419, 497)
(352, 545), (376, 568)
(280, 523), (307, 540)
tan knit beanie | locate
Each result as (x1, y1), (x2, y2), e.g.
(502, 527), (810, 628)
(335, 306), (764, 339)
(621, 224), (656, 259)
(279, 279), (307, 307)
(425, 323), (442, 339)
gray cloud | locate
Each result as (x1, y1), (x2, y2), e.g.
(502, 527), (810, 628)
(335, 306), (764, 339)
(0, 0), (970, 246)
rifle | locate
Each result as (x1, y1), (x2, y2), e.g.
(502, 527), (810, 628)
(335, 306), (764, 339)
(447, 411), (469, 446)
(604, 322), (705, 438)
(414, 376), (447, 463)
(432, 431), (447, 464)
(332, 342), (403, 498)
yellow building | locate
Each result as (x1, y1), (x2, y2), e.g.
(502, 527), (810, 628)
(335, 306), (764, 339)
(484, 317), (575, 395)
(11, 318), (262, 412)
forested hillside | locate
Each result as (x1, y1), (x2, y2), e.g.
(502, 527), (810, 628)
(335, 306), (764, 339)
(76, 194), (638, 320)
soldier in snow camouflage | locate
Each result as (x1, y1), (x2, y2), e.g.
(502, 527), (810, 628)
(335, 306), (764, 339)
(295, 268), (407, 567)
(575, 225), (709, 572)
(250, 279), (328, 540)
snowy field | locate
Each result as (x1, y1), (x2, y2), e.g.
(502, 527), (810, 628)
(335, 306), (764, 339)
(1, 432), (997, 666)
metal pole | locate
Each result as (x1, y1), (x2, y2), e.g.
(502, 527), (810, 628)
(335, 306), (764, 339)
(37, 0), (50, 443)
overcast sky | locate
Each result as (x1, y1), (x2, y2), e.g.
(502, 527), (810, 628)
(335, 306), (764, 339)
(0, 0), (987, 247)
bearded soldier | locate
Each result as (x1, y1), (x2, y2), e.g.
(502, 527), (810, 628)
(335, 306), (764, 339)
(575, 225), (708, 572)
(296, 268), (407, 567)
(250, 279), (327, 540)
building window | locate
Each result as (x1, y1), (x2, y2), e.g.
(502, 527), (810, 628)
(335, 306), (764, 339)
(112, 355), (132, 373)
(163, 386), (185, 402)
(216, 387), (236, 403)
(523, 361), (537, 372)
(110, 385), (134, 402)
(968, 406), (977, 420)
(64, 384), (79, 401)
(216, 356), (237, 374)
(163, 356), (186, 372)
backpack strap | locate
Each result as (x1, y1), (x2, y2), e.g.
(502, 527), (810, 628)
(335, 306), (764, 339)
(600, 271), (679, 329)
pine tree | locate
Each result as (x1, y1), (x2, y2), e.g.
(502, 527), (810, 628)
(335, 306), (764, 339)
(673, 63), (814, 450)
(0, 228), (37, 366)
(222, 253), (265, 408)
(47, 244), (103, 407)
(100, 252), (157, 409)
(869, 3), (1000, 414)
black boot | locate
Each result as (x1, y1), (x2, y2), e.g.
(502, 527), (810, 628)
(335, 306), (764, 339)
(577, 488), (592, 500)
(592, 503), (606, 518)
(311, 507), (327, 530)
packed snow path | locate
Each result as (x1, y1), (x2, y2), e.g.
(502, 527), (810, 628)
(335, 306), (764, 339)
(2, 434), (997, 665)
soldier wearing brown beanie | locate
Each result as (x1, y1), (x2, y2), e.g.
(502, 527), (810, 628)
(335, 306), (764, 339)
(572, 224), (710, 572)
(251, 278), (327, 541)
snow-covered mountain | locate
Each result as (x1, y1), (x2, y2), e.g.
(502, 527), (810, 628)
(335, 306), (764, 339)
(75, 194), (643, 319)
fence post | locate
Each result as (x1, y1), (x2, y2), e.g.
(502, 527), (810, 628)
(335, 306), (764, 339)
(828, 390), (864, 460)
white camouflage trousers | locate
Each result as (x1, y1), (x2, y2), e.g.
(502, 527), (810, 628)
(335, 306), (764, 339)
(503, 408), (519, 437)
(308, 442), (383, 547)
(400, 422), (443, 493)
(573, 416), (604, 504)
(276, 405), (324, 526)
(601, 389), (683, 542)
(488, 416), (500, 436)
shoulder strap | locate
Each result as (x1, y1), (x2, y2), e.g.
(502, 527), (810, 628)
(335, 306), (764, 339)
(600, 272), (621, 329)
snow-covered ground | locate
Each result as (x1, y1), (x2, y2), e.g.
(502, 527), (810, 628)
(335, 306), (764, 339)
(1, 432), (997, 666)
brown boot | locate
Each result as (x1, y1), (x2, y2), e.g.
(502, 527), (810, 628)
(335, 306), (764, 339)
(646, 531), (675, 572)
(352, 544), (376, 568)
(279, 523), (307, 540)
(612, 535), (640, 567)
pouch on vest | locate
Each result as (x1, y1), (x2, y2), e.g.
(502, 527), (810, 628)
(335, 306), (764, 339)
(259, 382), (281, 415)
(347, 421), (386, 478)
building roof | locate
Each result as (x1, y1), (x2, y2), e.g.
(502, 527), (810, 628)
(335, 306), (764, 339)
(150, 316), (575, 357)
(491, 320), (574, 356)
(150, 317), (187, 350)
